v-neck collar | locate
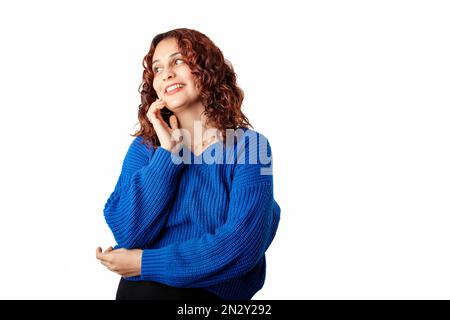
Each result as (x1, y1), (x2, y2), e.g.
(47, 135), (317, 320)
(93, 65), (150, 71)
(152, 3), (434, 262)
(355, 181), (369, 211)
(175, 127), (251, 166)
(189, 139), (224, 164)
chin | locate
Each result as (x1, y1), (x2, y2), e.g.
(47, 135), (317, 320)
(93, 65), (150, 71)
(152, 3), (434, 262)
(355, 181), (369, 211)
(166, 99), (188, 110)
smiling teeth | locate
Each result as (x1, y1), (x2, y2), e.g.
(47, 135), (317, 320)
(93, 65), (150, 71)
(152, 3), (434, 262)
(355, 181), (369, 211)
(167, 84), (184, 92)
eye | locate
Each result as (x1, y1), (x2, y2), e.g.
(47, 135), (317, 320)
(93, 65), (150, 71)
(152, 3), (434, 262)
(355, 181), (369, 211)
(153, 58), (184, 73)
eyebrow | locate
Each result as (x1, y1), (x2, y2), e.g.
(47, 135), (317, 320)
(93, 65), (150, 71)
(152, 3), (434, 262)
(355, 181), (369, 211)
(152, 52), (182, 65)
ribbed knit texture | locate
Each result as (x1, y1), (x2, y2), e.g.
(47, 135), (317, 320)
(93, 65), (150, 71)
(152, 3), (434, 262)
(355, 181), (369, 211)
(103, 127), (281, 300)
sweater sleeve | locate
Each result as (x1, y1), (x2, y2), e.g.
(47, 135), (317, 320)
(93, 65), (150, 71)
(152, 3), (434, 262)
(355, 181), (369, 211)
(103, 137), (186, 249)
(138, 132), (281, 288)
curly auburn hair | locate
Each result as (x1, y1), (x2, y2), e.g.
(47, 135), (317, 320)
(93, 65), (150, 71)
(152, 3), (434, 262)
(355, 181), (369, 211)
(131, 28), (253, 149)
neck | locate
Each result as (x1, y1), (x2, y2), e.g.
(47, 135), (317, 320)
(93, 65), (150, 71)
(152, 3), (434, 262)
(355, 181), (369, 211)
(171, 100), (219, 150)
(172, 100), (207, 133)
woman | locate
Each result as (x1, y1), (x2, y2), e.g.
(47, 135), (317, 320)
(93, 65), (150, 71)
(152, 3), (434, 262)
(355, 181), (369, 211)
(96, 28), (281, 300)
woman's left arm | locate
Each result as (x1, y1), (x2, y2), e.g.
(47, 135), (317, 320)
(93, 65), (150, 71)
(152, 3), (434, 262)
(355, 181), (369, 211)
(97, 183), (281, 281)
(98, 132), (282, 285)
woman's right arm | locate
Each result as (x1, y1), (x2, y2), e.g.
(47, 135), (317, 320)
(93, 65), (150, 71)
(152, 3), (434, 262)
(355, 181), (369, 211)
(103, 137), (185, 250)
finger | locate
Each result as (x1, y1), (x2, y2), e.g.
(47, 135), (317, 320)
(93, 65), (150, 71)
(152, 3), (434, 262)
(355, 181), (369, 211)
(105, 246), (114, 253)
(97, 252), (111, 263)
(171, 125), (183, 145)
(149, 99), (166, 112)
(100, 260), (114, 270)
(148, 104), (166, 125)
(169, 115), (178, 130)
(148, 100), (166, 119)
(96, 247), (102, 259)
(102, 263), (117, 274)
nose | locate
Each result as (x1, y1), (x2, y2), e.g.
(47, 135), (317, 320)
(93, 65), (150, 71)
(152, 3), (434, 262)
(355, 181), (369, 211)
(162, 66), (175, 82)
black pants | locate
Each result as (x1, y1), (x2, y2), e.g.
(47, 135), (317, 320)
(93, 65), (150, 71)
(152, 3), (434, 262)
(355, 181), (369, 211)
(116, 277), (224, 301)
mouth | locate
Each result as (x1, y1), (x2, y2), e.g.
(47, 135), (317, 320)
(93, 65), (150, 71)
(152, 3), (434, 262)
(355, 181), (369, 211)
(165, 83), (185, 95)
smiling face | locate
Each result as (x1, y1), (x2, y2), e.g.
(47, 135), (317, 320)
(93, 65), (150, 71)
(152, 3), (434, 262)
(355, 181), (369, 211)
(152, 38), (201, 111)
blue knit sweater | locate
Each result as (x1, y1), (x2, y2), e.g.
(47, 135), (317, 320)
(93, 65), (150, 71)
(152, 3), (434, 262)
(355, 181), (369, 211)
(103, 127), (281, 300)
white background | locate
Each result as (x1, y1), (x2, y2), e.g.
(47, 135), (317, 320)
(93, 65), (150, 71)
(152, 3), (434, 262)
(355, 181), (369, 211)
(0, 0), (449, 299)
